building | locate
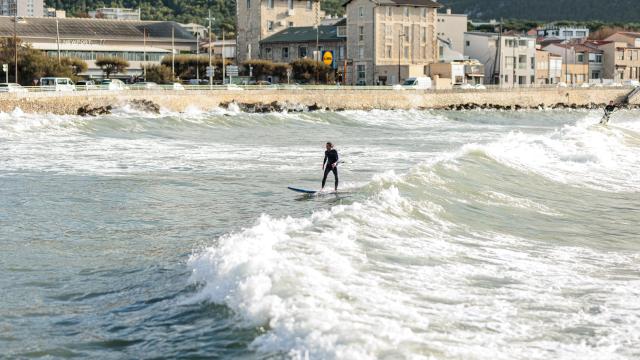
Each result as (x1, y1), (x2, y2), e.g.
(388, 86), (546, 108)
(89, 8), (141, 21)
(535, 49), (562, 85)
(600, 32), (640, 82)
(428, 59), (484, 86)
(259, 18), (346, 65)
(536, 24), (589, 41)
(0, 0), (44, 17)
(436, 8), (467, 54)
(542, 43), (598, 84)
(45, 7), (66, 18)
(0, 17), (195, 78)
(201, 39), (237, 60)
(180, 23), (208, 38)
(237, 0), (325, 62)
(464, 32), (536, 86)
(344, 0), (441, 86)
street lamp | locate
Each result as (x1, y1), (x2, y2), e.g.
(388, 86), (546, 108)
(398, 31), (406, 84)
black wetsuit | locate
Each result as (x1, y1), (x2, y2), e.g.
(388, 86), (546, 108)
(322, 149), (339, 190)
(601, 104), (616, 124)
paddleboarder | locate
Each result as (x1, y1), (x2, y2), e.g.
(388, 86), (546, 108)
(600, 101), (617, 125)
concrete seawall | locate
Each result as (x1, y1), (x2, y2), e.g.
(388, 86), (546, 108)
(1, 87), (638, 114)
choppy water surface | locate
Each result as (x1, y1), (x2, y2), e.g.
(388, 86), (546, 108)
(1, 107), (639, 359)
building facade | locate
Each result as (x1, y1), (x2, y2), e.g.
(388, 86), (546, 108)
(0, 0), (44, 17)
(600, 33), (640, 82)
(89, 8), (141, 21)
(237, 0), (324, 62)
(344, 0), (441, 85)
(436, 8), (467, 54)
(428, 59), (484, 86)
(537, 25), (589, 41)
(0, 17), (195, 78)
(259, 19), (346, 65)
(543, 43), (600, 84)
(535, 49), (562, 85)
(464, 32), (536, 86)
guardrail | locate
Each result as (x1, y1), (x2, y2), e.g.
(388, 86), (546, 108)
(1, 83), (636, 96)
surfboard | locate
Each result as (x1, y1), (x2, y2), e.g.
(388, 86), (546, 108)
(287, 187), (318, 195)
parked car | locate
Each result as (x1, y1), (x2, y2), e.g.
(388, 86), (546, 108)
(225, 84), (244, 91)
(40, 77), (76, 92)
(0, 83), (28, 93)
(130, 82), (159, 90)
(75, 80), (97, 90)
(456, 83), (475, 90)
(171, 83), (185, 91)
(100, 79), (127, 91)
(401, 77), (432, 90)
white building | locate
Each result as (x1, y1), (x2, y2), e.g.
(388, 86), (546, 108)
(0, 0), (44, 17)
(45, 7), (66, 18)
(464, 32), (536, 86)
(436, 8), (467, 54)
(89, 8), (141, 21)
(537, 25), (589, 41)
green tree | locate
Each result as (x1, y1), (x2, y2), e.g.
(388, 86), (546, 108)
(62, 57), (88, 77)
(96, 56), (130, 78)
(144, 64), (175, 84)
(291, 58), (334, 84)
(242, 59), (275, 79)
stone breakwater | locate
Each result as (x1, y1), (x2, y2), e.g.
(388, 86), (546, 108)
(0, 87), (638, 115)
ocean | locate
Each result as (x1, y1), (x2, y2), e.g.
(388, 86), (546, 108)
(1, 107), (639, 359)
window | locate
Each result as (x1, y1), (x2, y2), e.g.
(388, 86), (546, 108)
(421, 8), (427, 18)
(267, 21), (274, 31)
(576, 31), (586, 37)
(282, 47), (289, 59)
(339, 46), (345, 59)
(404, 46), (409, 58)
(246, 0), (250, 8)
(504, 75), (509, 83)
(385, 25), (392, 38)
(386, 7), (392, 17)
(506, 56), (514, 69)
(519, 40), (527, 47)
(299, 46), (307, 58)
(357, 65), (366, 80)
(265, 47), (272, 59)
(386, 46), (392, 58)
(404, 7), (409, 17)
(466, 41), (470, 47)
(421, 27), (426, 42)
(531, 57), (535, 69)
(359, 7), (364, 17)
(563, 30), (573, 37)
(288, 0), (293, 10)
(404, 26), (410, 41)
(359, 26), (364, 41)
(577, 53), (585, 63)
(268, 0), (273, 8)
(359, 46), (365, 59)
(288, 21), (294, 27)
(306, 0), (312, 10)
(518, 76), (526, 84)
(592, 71), (600, 79)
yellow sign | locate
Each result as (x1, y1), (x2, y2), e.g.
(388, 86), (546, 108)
(323, 51), (333, 66)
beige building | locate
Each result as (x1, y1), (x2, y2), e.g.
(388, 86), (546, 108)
(602, 32), (640, 82)
(237, 0), (324, 62)
(344, 0), (441, 85)
(436, 8), (467, 54)
(428, 59), (484, 87)
(535, 49), (562, 85)
(0, 0), (44, 17)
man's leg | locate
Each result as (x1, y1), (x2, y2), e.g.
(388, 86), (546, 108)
(322, 167), (331, 189)
(333, 167), (339, 191)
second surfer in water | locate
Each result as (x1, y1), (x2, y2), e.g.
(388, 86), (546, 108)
(322, 142), (339, 191)
(601, 101), (617, 125)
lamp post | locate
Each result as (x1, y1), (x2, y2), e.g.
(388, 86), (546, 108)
(208, 11), (214, 88)
(398, 31), (405, 84)
(56, 19), (61, 65)
(13, 14), (18, 84)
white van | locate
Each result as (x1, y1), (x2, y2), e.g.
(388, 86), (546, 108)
(40, 77), (76, 92)
(401, 77), (432, 90)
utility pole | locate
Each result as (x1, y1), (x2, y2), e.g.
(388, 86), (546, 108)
(56, 19), (61, 64)
(13, 14), (18, 84)
(208, 10), (213, 88)
(222, 29), (226, 84)
(196, 32), (200, 82)
(172, 26), (176, 80)
(398, 32), (404, 84)
(315, 3), (320, 84)
(143, 28), (147, 81)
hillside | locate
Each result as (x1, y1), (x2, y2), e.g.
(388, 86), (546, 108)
(439, 0), (640, 22)
(44, 0), (345, 32)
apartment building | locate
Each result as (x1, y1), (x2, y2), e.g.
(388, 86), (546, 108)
(543, 43), (601, 84)
(344, 0), (441, 85)
(601, 32), (640, 82)
(535, 49), (562, 85)
(260, 19), (346, 64)
(237, 0), (324, 62)
(428, 59), (484, 86)
(0, 0), (44, 17)
(436, 8), (467, 54)
(89, 8), (141, 21)
(464, 32), (536, 86)
(536, 24), (589, 41)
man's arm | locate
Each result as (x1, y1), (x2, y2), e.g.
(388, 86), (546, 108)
(323, 153), (327, 169)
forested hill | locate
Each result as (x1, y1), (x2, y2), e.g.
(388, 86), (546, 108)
(438, 0), (639, 22)
(44, 0), (345, 31)
(45, 0), (640, 26)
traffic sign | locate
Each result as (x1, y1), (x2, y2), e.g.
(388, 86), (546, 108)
(322, 51), (334, 67)
(226, 65), (239, 77)
(206, 66), (215, 77)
